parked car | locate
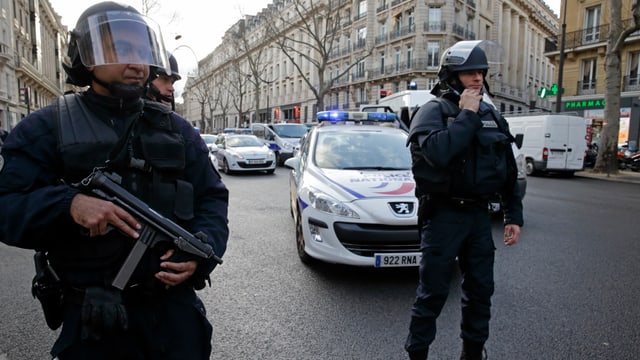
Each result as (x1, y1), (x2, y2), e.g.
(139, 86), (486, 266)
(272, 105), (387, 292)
(214, 134), (276, 174)
(284, 111), (420, 267)
(201, 134), (219, 169)
(251, 123), (309, 165)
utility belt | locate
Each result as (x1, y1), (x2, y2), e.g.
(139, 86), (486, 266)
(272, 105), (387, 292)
(418, 194), (496, 224)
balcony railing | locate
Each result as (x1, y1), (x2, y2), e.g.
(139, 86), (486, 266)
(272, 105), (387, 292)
(424, 21), (446, 33)
(452, 23), (475, 40)
(545, 19), (640, 53)
(624, 75), (640, 92)
(389, 24), (415, 41)
(577, 80), (596, 95)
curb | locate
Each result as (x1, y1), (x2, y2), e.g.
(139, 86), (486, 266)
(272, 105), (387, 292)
(574, 170), (640, 184)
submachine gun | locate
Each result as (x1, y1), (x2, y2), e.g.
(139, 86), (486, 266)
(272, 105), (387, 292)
(79, 170), (223, 290)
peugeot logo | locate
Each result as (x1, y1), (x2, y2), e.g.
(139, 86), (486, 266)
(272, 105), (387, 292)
(389, 201), (415, 217)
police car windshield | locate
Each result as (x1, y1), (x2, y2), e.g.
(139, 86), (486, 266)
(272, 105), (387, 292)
(272, 124), (308, 138)
(313, 131), (411, 170)
(226, 135), (264, 147)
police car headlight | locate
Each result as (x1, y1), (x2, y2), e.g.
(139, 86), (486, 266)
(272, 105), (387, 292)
(307, 189), (359, 218)
(229, 151), (244, 160)
(282, 142), (294, 150)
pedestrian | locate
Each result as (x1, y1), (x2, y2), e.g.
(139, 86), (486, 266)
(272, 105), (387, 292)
(146, 53), (181, 110)
(0, 2), (229, 359)
(404, 40), (524, 360)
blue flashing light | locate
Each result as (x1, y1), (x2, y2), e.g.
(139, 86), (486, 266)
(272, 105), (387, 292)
(316, 111), (397, 123)
(366, 112), (397, 121)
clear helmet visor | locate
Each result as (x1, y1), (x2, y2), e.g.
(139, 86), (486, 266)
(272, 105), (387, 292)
(75, 11), (169, 72)
(443, 40), (504, 66)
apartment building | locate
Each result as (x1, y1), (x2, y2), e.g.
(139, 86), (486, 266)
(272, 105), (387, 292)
(545, 0), (640, 148)
(182, 0), (558, 133)
(0, 0), (67, 132)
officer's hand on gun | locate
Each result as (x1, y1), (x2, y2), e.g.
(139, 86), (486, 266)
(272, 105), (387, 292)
(70, 193), (141, 238)
(156, 249), (198, 287)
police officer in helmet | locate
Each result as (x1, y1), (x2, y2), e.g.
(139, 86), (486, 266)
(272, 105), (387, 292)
(0, 2), (229, 359)
(146, 53), (181, 110)
(405, 40), (523, 360)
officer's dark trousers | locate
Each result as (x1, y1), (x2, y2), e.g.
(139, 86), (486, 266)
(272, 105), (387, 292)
(405, 204), (495, 353)
(51, 286), (213, 360)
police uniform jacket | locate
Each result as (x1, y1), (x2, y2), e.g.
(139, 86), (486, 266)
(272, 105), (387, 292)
(407, 93), (523, 226)
(0, 89), (229, 288)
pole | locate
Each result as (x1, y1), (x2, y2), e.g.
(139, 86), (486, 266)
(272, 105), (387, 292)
(555, 0), (567, 113)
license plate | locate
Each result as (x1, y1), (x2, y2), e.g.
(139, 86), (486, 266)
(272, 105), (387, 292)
(374, 252), (421, 267)
(246, 159), (265, 164)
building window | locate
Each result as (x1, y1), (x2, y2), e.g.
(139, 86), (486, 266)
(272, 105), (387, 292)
(357, 26), (367, 48)
(358, 0), (367, 17)
(356, 60), (365, 78)
(627, 52), (640, 86)
(427, 6), (442, 32)
(406, 45), (413, 69)
(380, 51), (385, 74)
(395, 48), (401, 72)
(427, 41), (440, 69)
(407, 8), (414, 32)
(580, 58), (597, 94)
(583, 6), (601, 44)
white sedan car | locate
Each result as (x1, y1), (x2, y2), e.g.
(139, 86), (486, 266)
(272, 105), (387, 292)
(284, 111), (420, 267)
(215, 134), (276, 174)
(200, 134), (219, 170)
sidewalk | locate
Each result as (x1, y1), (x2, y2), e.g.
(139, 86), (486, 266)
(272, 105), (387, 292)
(574, 169), (640, 184)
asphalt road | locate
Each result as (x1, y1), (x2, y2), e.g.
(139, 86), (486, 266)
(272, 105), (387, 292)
(1, 170), (639, 359)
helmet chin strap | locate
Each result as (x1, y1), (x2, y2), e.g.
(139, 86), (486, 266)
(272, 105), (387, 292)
(147, 84), (175, 109)
(92, 74), (146, 99)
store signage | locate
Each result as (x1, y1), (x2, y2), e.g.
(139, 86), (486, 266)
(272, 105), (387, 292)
(564, 99), (605, 109)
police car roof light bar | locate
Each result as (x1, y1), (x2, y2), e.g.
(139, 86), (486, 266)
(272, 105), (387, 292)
(316, 111), (397, 124)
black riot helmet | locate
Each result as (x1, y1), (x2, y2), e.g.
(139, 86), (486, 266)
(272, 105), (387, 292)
(147, 53), (181, 110)
(62, 1), (169, 97)
(433, 40), (503, 96)
(151, 54), (181, 81)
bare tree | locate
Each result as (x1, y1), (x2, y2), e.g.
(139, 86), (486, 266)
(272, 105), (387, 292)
(186, 76), (214, 132)
(233, 21), (271, 124)
(593, 0), (640, 174)
(266, 0), (373, 112)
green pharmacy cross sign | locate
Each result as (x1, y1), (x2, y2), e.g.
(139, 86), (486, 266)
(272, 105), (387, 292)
(538, 84), (563, 99)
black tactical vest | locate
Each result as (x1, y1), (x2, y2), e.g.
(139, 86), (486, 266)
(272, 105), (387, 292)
(50, 94), (194, 285)
(409, 98), (517, 198)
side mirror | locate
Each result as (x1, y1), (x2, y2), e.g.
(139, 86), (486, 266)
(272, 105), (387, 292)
(514, 134), (524, 149)
(209, 144), (219, 153)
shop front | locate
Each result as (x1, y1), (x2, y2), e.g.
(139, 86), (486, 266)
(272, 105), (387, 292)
(562, 96), (640, 149)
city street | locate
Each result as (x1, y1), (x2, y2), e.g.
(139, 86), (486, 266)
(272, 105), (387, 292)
(1, 170), (639, 359)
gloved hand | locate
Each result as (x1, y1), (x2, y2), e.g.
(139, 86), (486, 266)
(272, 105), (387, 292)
(81, 286), (128, 340)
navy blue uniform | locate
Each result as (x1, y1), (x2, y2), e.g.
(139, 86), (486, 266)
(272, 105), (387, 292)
(0, 90), (229, 359)
(405, 96), (523, 354)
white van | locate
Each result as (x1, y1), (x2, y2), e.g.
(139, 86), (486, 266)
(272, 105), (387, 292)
(505, 114), (588, 176)
(251, 123), (309, 165)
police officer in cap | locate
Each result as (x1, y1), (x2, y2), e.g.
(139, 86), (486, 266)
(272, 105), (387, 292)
(404, 40), (523, 360)
(0, 2), (229, 359)
(146, 53), (181, 110)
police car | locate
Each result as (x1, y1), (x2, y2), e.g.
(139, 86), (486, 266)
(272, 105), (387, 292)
(284, 111), (420, 267)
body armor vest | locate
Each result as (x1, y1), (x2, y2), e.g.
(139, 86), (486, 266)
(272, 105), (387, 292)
(50, 94), (194, 286)
(409, 98), (517, 199)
